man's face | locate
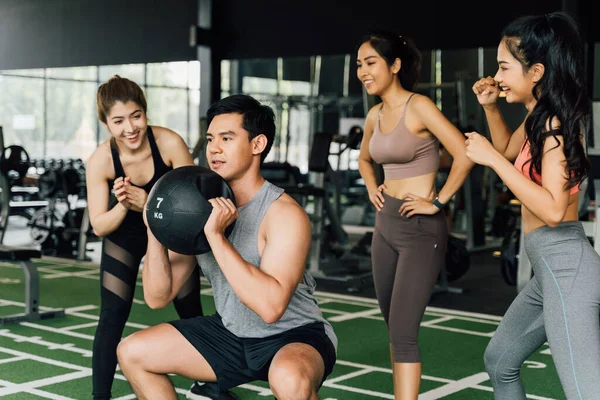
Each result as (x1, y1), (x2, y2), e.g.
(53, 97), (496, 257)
(206, 113), (256, 181)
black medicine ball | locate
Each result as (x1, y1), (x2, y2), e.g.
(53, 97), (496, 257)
(145, 166), (236, 255)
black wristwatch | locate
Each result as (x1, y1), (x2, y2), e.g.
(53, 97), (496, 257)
(432, 197), (445, 210)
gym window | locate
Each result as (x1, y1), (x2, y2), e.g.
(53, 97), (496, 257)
(0, 61), (201, 162)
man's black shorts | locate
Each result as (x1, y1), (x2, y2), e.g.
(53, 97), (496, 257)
(169, 314), (336, 392)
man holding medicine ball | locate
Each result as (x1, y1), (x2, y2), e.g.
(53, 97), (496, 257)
(117, 94), (338, 400)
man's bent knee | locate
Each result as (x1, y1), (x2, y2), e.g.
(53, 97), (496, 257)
(116, 333), (145, 370)
(269, 363), (317, 400)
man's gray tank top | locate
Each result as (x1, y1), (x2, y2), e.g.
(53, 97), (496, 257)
(196, 180), (337, 350)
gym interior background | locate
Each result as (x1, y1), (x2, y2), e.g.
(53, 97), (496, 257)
(0, 0), (599, 398)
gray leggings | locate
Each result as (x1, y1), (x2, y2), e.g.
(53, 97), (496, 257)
(484, 221), (600, 399)
(371, 192), (447, 363)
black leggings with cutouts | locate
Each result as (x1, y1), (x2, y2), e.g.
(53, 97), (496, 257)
(92, 234), (202, 400)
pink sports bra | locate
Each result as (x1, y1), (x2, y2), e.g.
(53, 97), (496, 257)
(514, 139), (579, 195)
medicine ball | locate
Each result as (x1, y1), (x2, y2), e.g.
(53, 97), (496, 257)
(145, 166), (236, 255)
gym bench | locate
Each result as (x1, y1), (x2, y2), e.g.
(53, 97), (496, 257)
(0, 245), (65, 325)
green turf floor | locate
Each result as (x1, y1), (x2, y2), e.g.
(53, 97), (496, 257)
(0, 258), (565, 399)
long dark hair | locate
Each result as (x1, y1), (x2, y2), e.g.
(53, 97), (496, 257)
(357, 31), (422, 90)
(502, 12), (590, 190)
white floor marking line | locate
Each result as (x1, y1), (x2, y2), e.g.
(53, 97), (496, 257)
(238, 382), (274, 396)
(1, 267), (147, 287)
(23, 387), (77, 400)
(335, 360), (454, 384)
(0, 347), (86, 370)
(112, 395), (137, 400)
(322, 381), (395, 399)
(325, 367), (376, 384)
(53, 269), (103, 278)
(321, 308), (384, 322)
(469, 384), (556, 400)
(320, 308), (346, 315)
(0, 300), (96, 314)
(18, 319), (143, 343)
(20, 322), (96, 340)
(66, 311), (150, 329)
(522, 393), (556, 400)
(0, 277), (20, 284)
(418, 372), (490, 399)
(312, 290), (505, 322)
(64, 305), (98, 312)
(335, 359), (393, 374)
(0, 371), (90, 396)
(328, 308), (382, 322)
(313, 291), (380, 305)
(36, 263), (98, 270)
(420, 316), (454, 326)
(523, 360), (548, 369)
(0, 355), (25, 364)
(320, 305), (493, 337)
(425, 306), (503, 321)
(0, 329), (93, 357)
(425, 311), (501, 325)
(315, 296), (381, 308)
(316, 298), (335, 305)
(61, 322), (99, 331)
(426, 324), (495, 338)
(40, 256), (98, 267)
(0, 380), (78, 400)
(421, 374), (459, 384)
(0, 301), (146, 343)
(0, 346), (191, 399)
(43, 270), (100, 279)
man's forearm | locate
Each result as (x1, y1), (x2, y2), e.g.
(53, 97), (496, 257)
(142, 230), (175, 308)
(207, 233), (285, 322)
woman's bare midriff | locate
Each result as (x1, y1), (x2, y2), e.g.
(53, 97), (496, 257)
(521, 194), (580, 234)
(382, 172), (437, 200)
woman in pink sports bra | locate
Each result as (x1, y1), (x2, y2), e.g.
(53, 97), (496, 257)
(356, 31), (473, 399)
(466, 12), (599, 399)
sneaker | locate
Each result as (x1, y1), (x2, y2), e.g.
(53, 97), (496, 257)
(187, 381), (239, 400)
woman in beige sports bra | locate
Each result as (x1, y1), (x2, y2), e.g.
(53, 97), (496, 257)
(356, 31), (473, 399)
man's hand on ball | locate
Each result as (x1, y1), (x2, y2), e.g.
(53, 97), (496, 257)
(204, 197), (238, 238)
